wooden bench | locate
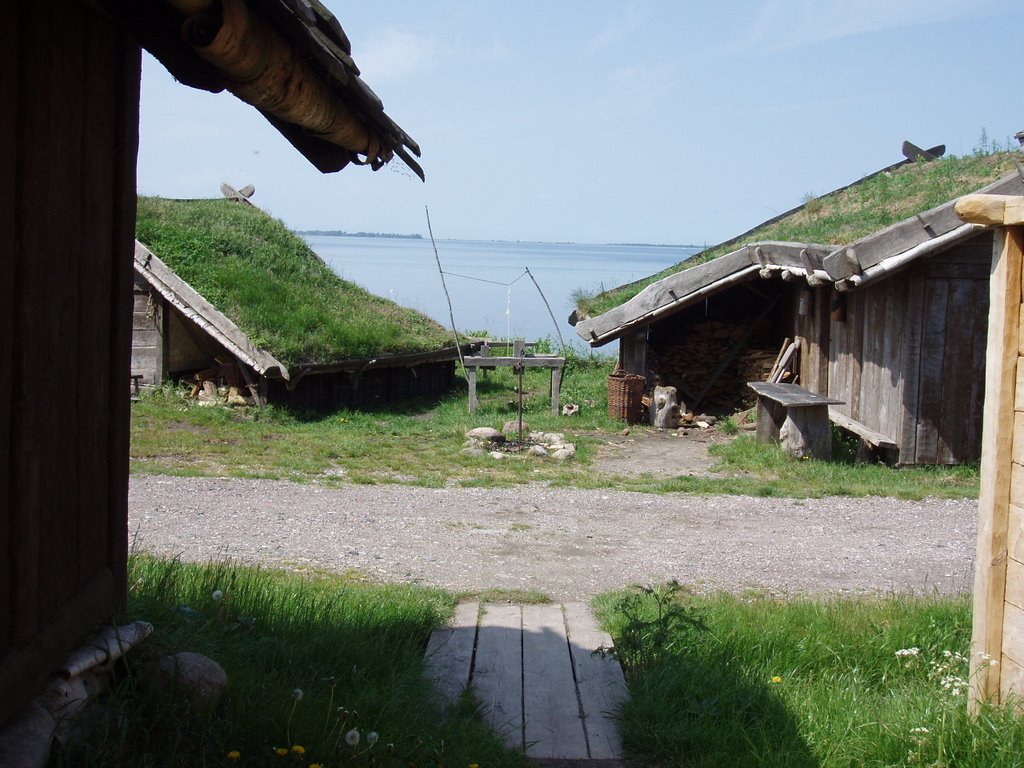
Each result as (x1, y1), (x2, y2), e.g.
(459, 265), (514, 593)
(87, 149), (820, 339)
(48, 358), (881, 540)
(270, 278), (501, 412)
(130, 371), (144, 400)
(747, 382), (844, 460)
(828, 408), (899, 463)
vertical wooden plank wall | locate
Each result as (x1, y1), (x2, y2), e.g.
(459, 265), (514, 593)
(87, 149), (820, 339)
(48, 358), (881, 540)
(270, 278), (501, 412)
(0, 1), (139, 726)
(0, 2), (18, 665)
(969, 224), (1024, 708)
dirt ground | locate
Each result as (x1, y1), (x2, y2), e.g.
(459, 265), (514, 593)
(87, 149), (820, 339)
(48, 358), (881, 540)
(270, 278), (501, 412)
(591, 424), (738, 477)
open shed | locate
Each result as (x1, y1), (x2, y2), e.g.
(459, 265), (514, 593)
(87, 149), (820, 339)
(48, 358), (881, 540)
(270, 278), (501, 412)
(572, 165), (1024, 465)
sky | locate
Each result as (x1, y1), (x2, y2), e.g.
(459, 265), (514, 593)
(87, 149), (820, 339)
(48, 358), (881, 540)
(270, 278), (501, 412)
(137, 0), (1023, 246)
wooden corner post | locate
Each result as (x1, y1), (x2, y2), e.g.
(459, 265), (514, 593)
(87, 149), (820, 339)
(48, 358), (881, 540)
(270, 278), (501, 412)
(957, 194), (1024, 710)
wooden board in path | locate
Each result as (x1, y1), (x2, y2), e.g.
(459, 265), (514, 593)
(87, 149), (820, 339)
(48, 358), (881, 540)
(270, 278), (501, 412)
(563, 603), (626, 760)
(425, 602), (627, 764)
(424, 601), (478, 707)
(472, 604), (525, 747)
(522, 605), (588, 759)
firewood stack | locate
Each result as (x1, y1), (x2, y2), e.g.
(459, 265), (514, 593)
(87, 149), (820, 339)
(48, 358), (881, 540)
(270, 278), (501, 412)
(652, 320), (778, 412)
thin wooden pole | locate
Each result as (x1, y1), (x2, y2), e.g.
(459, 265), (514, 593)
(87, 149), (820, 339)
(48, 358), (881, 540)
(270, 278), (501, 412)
(525, 266), (566, 358)
(425, 206), (465, 372)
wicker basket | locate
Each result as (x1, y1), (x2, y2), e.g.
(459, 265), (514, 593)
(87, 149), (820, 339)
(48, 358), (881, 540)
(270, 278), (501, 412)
(608, 367), (645, 424)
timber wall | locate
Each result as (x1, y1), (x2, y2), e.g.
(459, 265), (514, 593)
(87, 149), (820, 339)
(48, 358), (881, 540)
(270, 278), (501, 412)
(267, 362), (457, 411)
(826, 233), (992, 464)
(0, 2), (140, 726)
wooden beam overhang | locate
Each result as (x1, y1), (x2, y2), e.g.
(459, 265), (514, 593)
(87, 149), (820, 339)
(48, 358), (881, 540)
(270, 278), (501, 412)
(105, 0), (424, 178)
(573, 243), (832, 347)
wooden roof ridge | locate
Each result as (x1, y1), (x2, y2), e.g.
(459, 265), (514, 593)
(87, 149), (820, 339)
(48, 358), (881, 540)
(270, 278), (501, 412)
(824, 171), (1024, 282)
(574, 242), (833, 346)
(133, 239), (292, 380)
(574, 171), (1024, 347)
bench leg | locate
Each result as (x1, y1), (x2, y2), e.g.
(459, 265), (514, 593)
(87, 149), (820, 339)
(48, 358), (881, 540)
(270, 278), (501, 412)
(780, 404), (831, 460)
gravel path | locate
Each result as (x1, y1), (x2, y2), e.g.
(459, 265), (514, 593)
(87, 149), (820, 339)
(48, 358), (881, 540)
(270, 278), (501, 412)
(129, 475), (978, 600)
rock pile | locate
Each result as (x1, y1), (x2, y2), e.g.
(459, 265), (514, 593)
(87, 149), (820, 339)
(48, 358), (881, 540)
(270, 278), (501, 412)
(461, 427), (576, 461)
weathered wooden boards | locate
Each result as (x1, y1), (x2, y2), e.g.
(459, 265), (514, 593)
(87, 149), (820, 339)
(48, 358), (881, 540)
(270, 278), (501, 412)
(959, 195), (1024, 710)
(425, 602), (627, 762)
(748, 382), (843, 460)
(463, 353), (565, 415)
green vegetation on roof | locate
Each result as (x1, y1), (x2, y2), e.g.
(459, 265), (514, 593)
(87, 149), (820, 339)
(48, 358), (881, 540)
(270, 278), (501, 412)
(136, 197), (453, 366)
(576, 150), (1022, 319)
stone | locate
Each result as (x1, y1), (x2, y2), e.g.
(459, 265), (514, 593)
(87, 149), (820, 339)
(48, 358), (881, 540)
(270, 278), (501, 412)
(502, 419), (527, 436)
(551, 444), (576, 461)
(227, 387), (248, 406)
(461, 445), (486, 457)
(527, 445), (548, 457)
(0, 703), (54, 768)
(155, 652), (228, 713)
(488, 451), (506, 460)
(465, 427), (504, 443)
(561, 403), (580, 416)
(542, 432), (564, 446)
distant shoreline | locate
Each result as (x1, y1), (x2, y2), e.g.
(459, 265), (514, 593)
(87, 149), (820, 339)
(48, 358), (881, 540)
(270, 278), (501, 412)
(298, 230), (424, 239)
(302, 231), (702, 249)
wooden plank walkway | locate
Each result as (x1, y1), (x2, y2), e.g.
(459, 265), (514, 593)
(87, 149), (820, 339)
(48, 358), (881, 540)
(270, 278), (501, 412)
(425, 602), (627, 766)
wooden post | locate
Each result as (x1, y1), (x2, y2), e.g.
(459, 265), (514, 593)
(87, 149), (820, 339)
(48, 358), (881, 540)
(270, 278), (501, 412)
(957, 195), (1024, 710)
(550, 367), (562, 415)
(466, 367), (478, 414)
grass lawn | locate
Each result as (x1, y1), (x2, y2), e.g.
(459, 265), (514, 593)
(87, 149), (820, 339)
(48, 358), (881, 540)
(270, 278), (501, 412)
(50, 556), (527, 768)
(131, 355), (979, 501)
(595, 584), (1024, 767)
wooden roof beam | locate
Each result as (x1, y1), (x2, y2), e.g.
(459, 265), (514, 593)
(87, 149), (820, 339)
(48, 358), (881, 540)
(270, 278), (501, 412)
(956, 194), (1024, 227)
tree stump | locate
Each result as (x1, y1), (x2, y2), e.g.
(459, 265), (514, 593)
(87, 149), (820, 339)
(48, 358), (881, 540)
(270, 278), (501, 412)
(650, 386), (682, 429)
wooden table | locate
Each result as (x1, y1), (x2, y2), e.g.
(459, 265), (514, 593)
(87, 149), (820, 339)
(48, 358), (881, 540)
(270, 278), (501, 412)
(747, 382), (844, 460)
(463, 341), (565, 415)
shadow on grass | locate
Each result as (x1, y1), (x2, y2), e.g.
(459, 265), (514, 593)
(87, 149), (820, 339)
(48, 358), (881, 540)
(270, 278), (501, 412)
(618, 654), (819, 767)
(604, 584), (819, 767)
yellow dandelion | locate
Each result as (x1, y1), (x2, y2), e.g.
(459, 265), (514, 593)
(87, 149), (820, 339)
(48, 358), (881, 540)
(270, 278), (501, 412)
(275, 747), (289, 757)
(292, 745), (306, 755)
(310, 764), (323, 768)
(226, 751), (241, 761)
(771, 675), (782, 684)
(469, 764), (481, 768)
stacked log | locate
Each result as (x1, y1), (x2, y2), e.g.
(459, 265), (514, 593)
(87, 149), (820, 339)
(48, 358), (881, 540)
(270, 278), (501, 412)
(652, 320), (777, 412)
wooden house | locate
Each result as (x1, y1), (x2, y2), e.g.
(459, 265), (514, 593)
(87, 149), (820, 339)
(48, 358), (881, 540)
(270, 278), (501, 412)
(3, 0), (421, 734)
(132, 213), (470, 411)
(572, 169), (1024, 465)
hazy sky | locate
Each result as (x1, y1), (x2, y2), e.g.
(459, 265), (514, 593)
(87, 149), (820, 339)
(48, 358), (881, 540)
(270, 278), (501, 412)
(137, 0), (1022, 245)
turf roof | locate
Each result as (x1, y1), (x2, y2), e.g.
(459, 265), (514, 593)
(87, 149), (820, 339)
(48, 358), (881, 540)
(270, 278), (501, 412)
(135, 196), (453, 366)
(575, 151), (1022, 319)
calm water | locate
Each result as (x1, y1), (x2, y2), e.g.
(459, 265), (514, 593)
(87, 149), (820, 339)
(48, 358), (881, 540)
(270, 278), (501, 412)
(304, 236), (700, 350)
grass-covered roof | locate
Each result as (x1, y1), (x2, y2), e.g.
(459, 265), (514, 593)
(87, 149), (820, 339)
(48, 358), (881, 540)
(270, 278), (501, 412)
(135, 196), (453, 366)
(576, 151), (1022, 318)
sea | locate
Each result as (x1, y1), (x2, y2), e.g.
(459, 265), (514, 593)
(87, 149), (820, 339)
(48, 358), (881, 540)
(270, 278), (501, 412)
(302, 235), (702, 352)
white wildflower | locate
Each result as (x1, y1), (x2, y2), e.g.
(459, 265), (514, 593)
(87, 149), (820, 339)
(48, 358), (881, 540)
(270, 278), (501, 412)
(345, 728), (360, 747)
(895, 647), (920, 658)
(291, 688), (304, 702)
(910, 727), (930, 735)
(212, 589), (224, 602)
(366, 731), (379, 746)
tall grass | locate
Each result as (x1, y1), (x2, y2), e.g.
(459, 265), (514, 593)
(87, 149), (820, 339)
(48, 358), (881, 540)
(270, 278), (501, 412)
(51, 556), (526, 767)
(596, 585), (1024, 767)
